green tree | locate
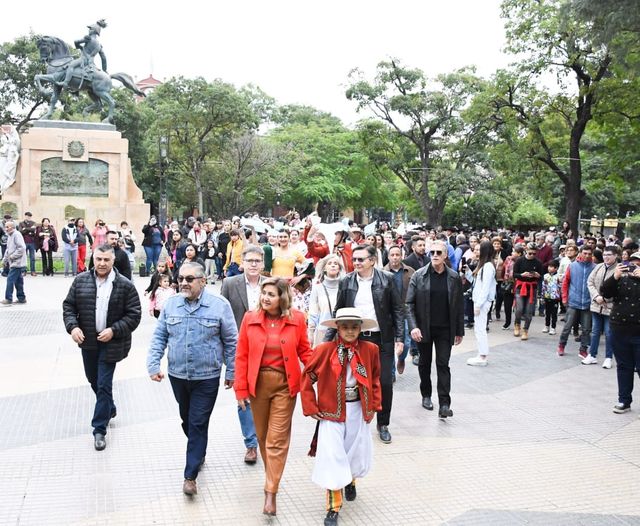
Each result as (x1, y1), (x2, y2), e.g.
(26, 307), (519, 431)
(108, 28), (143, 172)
(0, 34), (47, 131)
(346, 60), (486, 225)
(492, 0), (614, 233)
(145, 77), (261, 216)
(267, 105), (394, 220)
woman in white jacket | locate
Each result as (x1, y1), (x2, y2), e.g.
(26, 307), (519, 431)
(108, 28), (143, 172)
(466, 240), (497, 366)
(307, 254), (345, 346)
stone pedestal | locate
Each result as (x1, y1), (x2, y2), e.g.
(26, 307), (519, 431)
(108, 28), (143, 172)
(1, 121), (149, 236)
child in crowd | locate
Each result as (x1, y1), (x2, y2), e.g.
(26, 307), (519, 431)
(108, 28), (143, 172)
(542, 259), (561, 335)
(145, 261), (173, 296)
(203, 239), (217, 284)
(148, 274), (175, 318)
(300, 308), (382, 526)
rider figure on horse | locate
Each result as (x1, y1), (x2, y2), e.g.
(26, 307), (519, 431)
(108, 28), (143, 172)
(58, 19), (108, 90)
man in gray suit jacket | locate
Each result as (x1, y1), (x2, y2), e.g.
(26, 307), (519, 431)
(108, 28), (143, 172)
(220, 244), (265, 465)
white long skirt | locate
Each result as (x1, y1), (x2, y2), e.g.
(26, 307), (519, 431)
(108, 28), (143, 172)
(311, 400), (373, 490)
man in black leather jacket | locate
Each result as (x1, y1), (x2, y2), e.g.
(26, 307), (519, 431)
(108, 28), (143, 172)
(325, 244), (404, 444)
(406, 240), (464, 419)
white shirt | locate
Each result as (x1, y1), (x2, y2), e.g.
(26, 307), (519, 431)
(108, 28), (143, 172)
(245, 276), (261, 310)
(354, 273), (380, 331)
(95, 270), (115, 332)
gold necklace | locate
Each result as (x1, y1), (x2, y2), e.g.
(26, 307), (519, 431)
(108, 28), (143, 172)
(266, 314), (281, 328)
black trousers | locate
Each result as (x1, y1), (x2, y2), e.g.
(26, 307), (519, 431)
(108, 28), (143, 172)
(503, 291), (514, 327)
(359, 332), (393, 427)
(417, 326), (452, 406)
(41, 250), (54, 275)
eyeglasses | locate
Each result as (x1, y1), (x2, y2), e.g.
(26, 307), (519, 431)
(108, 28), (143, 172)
(429, 250), (443, 256)
(177, 275), (203, 283)
(244, 259), (263, 265)
(352, 257), (370, 263)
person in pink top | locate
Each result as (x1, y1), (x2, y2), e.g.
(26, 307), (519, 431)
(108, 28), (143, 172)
(91, 219), (108, 249)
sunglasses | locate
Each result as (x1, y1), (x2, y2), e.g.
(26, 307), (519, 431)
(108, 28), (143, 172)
(177, 275), (202, 283)
(429, 250), (443, 256)
(527, 252), (537, 256)
(352, 257), (370, 263)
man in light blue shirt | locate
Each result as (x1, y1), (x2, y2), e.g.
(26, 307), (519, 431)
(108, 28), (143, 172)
(147, 262), (237, 497)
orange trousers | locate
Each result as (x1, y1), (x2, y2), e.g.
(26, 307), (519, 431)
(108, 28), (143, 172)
(250, 368), (296, 493)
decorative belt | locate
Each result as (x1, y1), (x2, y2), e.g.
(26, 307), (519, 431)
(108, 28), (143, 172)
(345, 386), (360, 402)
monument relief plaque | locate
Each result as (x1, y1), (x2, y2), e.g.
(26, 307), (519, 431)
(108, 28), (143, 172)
(40, 157), (109, 197)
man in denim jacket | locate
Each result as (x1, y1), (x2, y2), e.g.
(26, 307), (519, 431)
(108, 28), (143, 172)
(147, 262), (237, 496)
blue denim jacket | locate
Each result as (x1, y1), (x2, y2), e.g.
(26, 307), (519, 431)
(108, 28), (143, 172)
(147, 290), (237, 380)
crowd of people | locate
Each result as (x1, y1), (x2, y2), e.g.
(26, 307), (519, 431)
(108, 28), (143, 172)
(5, 208), (640, 526)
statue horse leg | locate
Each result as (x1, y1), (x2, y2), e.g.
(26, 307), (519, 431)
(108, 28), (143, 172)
(34, 73), (62, 119)
(88, 73), (116, 123)
(83, 91), (102, 117)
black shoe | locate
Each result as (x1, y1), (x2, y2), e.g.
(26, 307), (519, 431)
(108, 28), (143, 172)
(438, 405), (453, 419)
(412, 355), (420, 366)
(110, 408), (117, 419)
(377, 425), (392, 443)
(344, 482), (357, 501)
(324, 511), (339, 526)
(502, 323), (510, 330)
(421, 397), (434, 410)
(94, 433), (106, 451)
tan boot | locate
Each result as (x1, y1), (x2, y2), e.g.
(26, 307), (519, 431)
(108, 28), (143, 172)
(521, 329), (529, 341)
(513, 323), (521, 337)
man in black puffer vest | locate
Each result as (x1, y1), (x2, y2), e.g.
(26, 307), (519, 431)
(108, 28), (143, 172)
(63, 244), (141, 451)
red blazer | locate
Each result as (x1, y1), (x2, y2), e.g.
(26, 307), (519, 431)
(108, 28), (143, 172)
(234, 309), (312, 400)
(300, 340), (382, 423)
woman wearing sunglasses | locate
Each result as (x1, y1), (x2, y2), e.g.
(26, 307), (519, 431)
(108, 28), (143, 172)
(406, 240), (465, 419)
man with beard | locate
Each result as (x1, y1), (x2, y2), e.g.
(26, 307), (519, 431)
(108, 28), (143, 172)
(147, 262), (237, 496)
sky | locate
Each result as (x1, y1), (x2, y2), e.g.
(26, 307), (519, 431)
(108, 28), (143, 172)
(4, 0), (510, 126)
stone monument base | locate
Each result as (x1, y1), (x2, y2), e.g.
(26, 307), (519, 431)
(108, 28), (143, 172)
(1, 121), (149, 238)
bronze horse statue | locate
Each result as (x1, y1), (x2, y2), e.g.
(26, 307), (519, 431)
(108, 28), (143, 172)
(34, 36), (145, 123)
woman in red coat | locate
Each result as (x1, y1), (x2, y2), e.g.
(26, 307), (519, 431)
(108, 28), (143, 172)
(234, 277), (313, 516)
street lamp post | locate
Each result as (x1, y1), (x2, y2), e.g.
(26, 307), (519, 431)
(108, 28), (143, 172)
(159, 135), (168, 227)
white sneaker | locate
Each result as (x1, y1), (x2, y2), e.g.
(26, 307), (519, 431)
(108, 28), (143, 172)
(542, 326), (549, 333)
(549, 328), (556, 335)
(581, 355), (598, 365)
(602, 358), (613, 369)
(466, 355), (488, 367)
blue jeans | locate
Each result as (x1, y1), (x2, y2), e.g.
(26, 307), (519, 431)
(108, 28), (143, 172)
(394, 319), (413, 376)
(226, 262), (242, 277)
(5, 267), (26, 301)
(559, 307), (592, 347)
(590, 313), (612, 359)
(610, 330), (640, 406)
(214, 256), (224, 278)
(169, 375), (220, 480)
(82, 344), (117, 435)
(25, 242), (36, 273)
(237, 402), (258, 448)
(144, 244), (163, 273)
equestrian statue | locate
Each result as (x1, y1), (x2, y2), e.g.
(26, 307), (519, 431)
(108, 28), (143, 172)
(34, 20), (145, 123)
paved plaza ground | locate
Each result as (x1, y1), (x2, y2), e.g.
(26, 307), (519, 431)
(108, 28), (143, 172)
(1, 273), (639, 526)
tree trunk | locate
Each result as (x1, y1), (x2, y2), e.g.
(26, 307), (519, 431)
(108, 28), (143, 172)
(566, 135), (583, 235)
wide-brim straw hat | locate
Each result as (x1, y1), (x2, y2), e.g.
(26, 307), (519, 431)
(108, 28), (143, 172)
(320, 307), (377, 330)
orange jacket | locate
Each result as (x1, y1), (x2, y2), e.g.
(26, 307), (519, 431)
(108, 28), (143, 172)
(300, 340), (382, 423)
(234, 309), (312, 400)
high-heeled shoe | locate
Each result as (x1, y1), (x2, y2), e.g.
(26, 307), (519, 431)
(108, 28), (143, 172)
(263, 491), (276, 516)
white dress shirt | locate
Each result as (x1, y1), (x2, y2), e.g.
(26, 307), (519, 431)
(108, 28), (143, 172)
(95, 270), (115, 332)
